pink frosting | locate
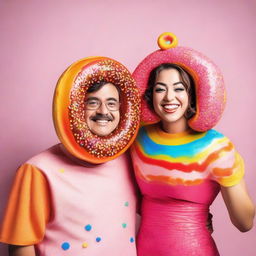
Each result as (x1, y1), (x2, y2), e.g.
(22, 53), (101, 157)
(133, 47), (226, 131)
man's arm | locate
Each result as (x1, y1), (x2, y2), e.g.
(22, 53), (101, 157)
(9, 245), (35, 256)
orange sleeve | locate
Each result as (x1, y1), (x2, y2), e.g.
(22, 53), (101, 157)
(0, 163), (51, 245)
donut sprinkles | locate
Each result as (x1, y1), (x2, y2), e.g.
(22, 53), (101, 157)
(68, 59), (140, 158)
(133, 33), (226, 132)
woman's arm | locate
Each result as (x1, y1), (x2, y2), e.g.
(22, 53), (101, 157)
(9, 245), (35, 256)
(221, 178), (255, 232)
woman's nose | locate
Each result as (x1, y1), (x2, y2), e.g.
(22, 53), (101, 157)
(164, 88), (175, 101)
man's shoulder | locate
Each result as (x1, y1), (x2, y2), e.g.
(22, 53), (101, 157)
(26, 144), (63, 166)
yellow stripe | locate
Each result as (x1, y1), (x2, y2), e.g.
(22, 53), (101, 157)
(146, 125), (206, 145)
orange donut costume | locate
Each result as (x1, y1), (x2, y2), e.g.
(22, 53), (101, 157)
(54, 56), (140, 163)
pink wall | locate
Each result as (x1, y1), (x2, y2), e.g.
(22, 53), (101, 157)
(0, 0), (255, 255)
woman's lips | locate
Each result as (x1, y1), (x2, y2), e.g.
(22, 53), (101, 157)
(162, 103), (179, 113)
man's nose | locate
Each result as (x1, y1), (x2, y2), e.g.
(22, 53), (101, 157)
(96, 102), (109, 114)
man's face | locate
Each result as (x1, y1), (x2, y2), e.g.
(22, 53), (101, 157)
(84, 83), (120, 136)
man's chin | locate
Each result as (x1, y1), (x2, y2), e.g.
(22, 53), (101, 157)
(89, 126), (115, 137)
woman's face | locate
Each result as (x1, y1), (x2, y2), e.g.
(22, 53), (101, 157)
(153, 68), (189, 127)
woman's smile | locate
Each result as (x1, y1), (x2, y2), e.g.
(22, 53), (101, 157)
(161, 103), (180, 113)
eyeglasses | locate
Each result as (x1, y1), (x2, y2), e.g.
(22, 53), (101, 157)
(85, 98), (120, 111)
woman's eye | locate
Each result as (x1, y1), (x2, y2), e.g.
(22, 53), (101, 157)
(154, 88), (165, 92)
(175, 87), (185, 92)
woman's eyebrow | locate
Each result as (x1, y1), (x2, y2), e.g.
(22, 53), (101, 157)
(155, 81), (184, 86)
(155, 82), (167, 87)
(173, 81), (184, 86)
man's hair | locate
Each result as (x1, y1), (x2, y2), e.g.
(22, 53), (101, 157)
(87, 80), (121, 96)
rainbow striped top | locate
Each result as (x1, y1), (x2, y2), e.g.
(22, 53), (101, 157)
(131, 124), (244, 187)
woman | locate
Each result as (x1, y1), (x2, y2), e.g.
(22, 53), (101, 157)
(131, 62), (255, 256)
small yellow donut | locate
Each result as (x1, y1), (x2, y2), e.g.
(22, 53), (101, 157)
(157, 32), (178, 50)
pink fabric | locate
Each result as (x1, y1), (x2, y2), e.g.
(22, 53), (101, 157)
(136, 180), (219, 256)
(27, 144), (137, 256)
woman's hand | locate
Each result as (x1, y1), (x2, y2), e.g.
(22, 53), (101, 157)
(206, 212), (214, 234)
(221, 178), (255, 232)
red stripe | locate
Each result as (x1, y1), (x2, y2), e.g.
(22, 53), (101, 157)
(134, 142), (233, 173)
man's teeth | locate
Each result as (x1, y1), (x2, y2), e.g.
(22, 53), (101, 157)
(163, 104), (179, 110)
(95, 120), (109, 123)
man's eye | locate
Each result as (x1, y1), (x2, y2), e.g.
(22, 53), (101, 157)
(87, 101), (98, 106)
(107, 101), (117, 107)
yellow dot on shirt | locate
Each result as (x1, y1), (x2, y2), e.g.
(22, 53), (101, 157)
(58, 168), (65, 173)
(82, 242), (88, 248)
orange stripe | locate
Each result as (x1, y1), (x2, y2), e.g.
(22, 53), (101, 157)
(135, 141), (234, 173)
(134, 162), (204, 185)
(212, 155), (238, 177)
(146, 175), (203, 186)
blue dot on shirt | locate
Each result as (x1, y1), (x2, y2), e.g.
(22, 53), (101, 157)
(85, 224), (92, 231)
(96, 237), (101, 242)
(130, 237), (134, 243)
(61, 242), (70, 250)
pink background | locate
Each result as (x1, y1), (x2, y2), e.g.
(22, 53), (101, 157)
(0, 0), (255, 255)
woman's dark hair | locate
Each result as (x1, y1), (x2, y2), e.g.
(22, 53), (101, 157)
(145, 63), (196, 119)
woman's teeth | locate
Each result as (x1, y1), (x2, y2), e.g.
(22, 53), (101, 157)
(163, 104), (179, 110)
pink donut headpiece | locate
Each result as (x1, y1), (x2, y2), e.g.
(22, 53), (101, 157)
(133, 32), (226, 132)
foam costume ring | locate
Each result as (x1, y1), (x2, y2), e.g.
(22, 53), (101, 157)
(53, 57), (140, 164)
(133, 32), (226, 132)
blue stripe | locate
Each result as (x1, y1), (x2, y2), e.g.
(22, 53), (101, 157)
(137, 127), (224, 158)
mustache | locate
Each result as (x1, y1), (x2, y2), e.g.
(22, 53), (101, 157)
(90, 113), (114, 121)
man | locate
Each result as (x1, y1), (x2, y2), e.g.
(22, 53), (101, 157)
(0, 57), (140, 256)
(84, 82), (121, 137)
